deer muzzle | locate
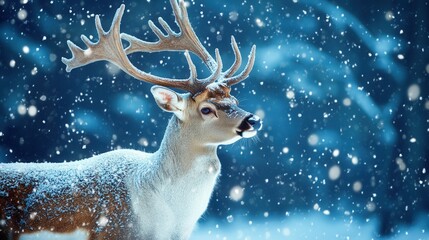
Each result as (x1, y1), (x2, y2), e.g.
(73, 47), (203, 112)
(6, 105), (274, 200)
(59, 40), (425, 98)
(237, 114), (262, 138)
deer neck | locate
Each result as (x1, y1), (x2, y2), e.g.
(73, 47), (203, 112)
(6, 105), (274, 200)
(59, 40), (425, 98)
(155, 116), (219, 176)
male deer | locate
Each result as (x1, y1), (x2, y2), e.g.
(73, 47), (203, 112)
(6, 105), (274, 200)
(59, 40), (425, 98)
(0, 0), (261, 239)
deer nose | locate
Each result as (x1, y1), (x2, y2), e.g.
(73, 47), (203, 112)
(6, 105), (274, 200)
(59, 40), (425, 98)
(245, 114), (262, 131)
(237, 114), (263, 138)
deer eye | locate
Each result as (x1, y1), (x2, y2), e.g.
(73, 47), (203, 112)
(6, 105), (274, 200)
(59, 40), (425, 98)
(201, 107), (212, 115)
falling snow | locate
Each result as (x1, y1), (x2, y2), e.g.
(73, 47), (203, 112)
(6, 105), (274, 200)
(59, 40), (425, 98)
(0, 0), (428, 239)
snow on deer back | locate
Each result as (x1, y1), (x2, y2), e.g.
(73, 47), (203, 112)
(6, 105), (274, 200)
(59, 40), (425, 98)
(0, 150), (160, 238)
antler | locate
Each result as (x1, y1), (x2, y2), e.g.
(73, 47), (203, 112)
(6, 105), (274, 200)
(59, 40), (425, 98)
(62, 0), (256, 95)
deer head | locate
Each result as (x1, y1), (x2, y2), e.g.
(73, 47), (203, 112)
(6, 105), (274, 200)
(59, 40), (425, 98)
(62, 0), (262, 145)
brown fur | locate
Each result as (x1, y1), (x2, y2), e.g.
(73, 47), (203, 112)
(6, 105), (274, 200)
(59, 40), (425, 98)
(0, 164), (137, 240)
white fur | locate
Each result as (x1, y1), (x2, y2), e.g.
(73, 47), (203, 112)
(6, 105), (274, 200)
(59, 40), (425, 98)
(129, 153), (220, 239)
(126, 116), (222, 239)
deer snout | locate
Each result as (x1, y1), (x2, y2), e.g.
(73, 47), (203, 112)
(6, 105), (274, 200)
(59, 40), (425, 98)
(246, 115), (262, 131)
(237, 114), (263, 138)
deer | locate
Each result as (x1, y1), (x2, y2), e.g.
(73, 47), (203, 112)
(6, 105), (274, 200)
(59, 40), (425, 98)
(0, 0), (261, 239)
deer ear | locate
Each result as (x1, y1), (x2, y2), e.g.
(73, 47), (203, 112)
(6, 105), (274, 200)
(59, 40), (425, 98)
(151, 86), (185, 119)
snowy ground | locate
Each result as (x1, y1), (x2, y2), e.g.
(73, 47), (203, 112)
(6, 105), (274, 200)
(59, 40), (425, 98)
(20, 214), (428, 240)
(191, 214), (428, 240)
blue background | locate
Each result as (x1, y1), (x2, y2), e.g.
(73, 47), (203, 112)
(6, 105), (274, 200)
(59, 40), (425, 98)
(1, 0), (428, 239)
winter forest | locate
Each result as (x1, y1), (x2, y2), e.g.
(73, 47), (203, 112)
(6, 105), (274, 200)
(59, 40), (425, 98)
(1, 0), (428, 239)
